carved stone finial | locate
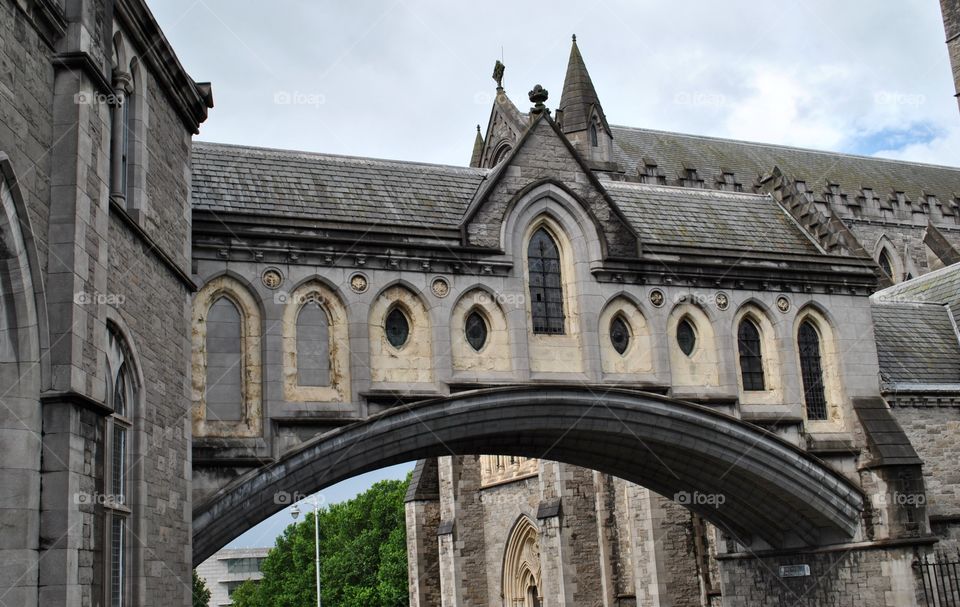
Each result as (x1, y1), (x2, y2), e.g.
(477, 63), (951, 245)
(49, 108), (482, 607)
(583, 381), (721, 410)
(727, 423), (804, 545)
(572, 34), (577, 42)
(476, 124), (481, 133)
(492, 60), (505, 89)
(528, 84), (549, 114)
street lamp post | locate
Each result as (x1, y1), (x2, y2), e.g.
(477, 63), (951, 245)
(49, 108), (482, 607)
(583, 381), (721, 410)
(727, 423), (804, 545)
(290, 497), (322, 607)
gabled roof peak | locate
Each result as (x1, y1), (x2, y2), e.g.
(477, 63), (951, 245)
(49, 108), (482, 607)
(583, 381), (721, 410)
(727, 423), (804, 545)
(559, 36), (609, 134)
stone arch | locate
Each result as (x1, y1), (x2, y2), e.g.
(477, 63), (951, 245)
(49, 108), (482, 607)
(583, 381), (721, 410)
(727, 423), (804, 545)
(0, 153), (44, 590)
(501, 181), (604, 264)
(667, 301), (720, 391)
(192, 386), (864, 565)
(599, 293), (653, 376)
(450, 287), (511, 374)
(492, 141), (513, 165)
(368, 283), (433, 384)
(873, 235), (904, 283)
(281, 280), (350, 403)
(732, 301), (783, 405)
(502, 515), (542, 607)
(794, 305), (847, 430)
(192, 275), (263, 437)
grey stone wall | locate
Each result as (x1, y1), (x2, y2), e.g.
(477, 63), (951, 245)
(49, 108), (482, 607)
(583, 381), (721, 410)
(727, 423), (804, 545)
(892, 405), (960, 520)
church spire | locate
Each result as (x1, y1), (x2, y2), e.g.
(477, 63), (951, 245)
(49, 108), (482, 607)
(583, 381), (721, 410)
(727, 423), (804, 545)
(470, 125), (484, 167)
(558, 34), (609, 135)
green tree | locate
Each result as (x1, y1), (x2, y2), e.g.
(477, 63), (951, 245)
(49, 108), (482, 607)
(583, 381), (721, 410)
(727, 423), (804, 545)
(232, 477), (410, 607)
(193, 570), (211, 607)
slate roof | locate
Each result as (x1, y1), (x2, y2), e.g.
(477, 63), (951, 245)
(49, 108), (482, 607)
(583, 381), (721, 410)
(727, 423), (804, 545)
(871, 302), (960, 385)
(191, 142), (487, 229)
(873, 262), (960, 320)
(610, 125), (960, 204)
(606, 182), (821, 255)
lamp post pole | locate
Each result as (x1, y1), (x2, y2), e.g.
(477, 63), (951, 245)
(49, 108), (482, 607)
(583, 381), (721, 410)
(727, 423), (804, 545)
(291, 498), (322, 607)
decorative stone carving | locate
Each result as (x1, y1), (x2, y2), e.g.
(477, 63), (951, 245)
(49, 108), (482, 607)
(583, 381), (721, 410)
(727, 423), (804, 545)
(431, 277), (450, 298)
(261, 268), (283, 289)
(777, 296), (791, 313)
(350, 273), (368, 294)
(649, 289), (665, 307)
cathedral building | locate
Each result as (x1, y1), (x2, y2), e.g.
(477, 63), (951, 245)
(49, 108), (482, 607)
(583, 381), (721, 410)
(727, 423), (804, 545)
(3, 1), (960, 606)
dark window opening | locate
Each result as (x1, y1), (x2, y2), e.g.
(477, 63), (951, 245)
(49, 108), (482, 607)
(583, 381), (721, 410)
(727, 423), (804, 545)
(878, 250), (893, 278)
(589, 124), (598, 147)
(528, 227), (565, 334)
(798, 320), (828, 420)
(737, 318), (765, 391)
(385, 306), (410, 348)
(465, 311), (488, 352)
(610, 316), (630, 355)
(677, 318), (696, 356)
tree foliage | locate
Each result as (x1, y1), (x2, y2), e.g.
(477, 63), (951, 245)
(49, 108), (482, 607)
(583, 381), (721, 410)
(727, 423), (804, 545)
(231, 477), (409, 607)
(193, 569), (211, 607)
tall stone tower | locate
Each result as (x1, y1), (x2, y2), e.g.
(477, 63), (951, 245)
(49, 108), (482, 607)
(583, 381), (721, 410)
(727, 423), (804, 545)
(557, 35), (616, 168)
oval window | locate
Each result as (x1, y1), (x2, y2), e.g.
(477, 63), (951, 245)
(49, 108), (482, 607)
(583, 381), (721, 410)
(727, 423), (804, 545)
(385, 307), (410, 348)
(610, 316), (630, 355)
(465, 311), (488, 352)
(677, 318), (696, 356)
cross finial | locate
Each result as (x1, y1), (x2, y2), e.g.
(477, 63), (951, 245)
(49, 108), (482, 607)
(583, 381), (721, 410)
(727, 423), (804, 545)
(492, 60), (505, 90)
(572, 34), (576, 42)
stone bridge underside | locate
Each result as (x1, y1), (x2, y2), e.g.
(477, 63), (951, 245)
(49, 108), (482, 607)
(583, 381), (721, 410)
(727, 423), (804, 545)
(192, 386), (864, 566)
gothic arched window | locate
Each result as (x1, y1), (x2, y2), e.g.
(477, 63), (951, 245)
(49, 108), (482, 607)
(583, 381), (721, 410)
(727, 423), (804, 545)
(737, 318), (765, 391)
(589, 123), (599, 147)
(205, 297), (243, 421)
(527, 227), (565, 334)
(677, 317), (697, 356)
(106, 328), (137, 607)
(385, 306), (410, 348)
(610, 315), (630, 355)
(798, 320), (828, 420)
(878, 249), (893, 278)
(296, 301), (330, 386)
(465, 310), (488, 351)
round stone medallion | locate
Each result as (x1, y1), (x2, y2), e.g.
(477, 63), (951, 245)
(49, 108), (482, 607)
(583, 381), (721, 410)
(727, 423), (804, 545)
(776, 296), (791, 313)
(261, 268), (283, 290)
(431, 277), (450, 298)
(715, 292), (729, 311)
(349, 273), (369, 294)
(649, 289), (665, 308)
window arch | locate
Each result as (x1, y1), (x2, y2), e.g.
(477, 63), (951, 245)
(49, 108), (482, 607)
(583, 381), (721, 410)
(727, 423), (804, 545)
(737, 317), (765, 391)
(205, 296), (243, 421)
(492, 143), (512, 165)
(599, 296), (653, 375)
(589, 123), (599, 147)
(385, 305), (411, 348)
(369, 285), (433, 383)
(464, 309), (488, 352)
(451, 288), (511, 373)
(281, 280), (350, 403)
(105, 327), (138, 607)
(677, 317), (697, 356)
(878, 249), (893, 279)
(527, 227), (565, 334)
(296, 300), (330, 386)
(609, 314), (630, 355)
(502, 517), (542, 607)
(192, 276), (263, 437)
(798, 320), (828, 420)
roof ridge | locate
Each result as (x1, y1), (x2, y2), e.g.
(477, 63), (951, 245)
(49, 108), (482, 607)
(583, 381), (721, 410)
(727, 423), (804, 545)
(193, 140), (489, 174)
(610, 124), (960, 173)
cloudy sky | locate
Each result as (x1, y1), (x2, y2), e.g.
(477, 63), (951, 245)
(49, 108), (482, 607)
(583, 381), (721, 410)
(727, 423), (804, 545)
(156, 1), (958, 549)
(152, 0), (959, 167)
